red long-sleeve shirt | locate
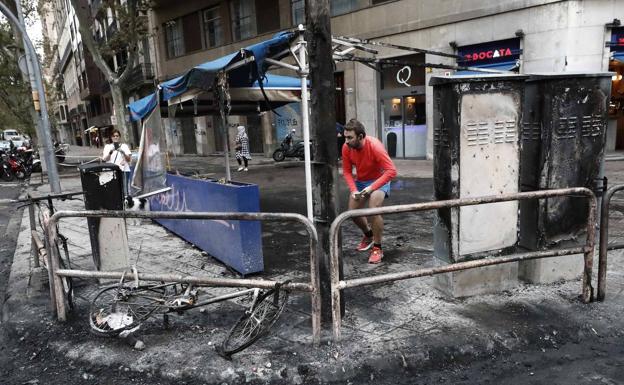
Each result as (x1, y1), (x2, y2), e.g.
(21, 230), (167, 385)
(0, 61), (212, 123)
(341, 136), (397, 192)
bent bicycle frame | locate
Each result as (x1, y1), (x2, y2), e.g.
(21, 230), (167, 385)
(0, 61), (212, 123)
(44, 210), (321, 345)
(329, 188), (597, 340)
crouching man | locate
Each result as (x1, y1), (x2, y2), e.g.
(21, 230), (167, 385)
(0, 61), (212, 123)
(341, 118), (397, 264)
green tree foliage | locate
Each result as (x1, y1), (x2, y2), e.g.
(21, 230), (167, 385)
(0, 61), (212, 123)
(0, 20), (35, 136)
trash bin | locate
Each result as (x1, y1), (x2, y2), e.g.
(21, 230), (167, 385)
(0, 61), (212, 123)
(431, 74), (528, 263)
(79, 163), (130, 271)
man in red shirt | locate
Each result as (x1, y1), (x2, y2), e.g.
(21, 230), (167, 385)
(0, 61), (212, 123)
(341, 119), (397, 263)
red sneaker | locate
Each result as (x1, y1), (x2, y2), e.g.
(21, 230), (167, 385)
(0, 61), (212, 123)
(368, 246), (383, 264)
(356, 235), (374, 251)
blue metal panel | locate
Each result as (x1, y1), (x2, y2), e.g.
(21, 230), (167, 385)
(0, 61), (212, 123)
(149, 174), (263, 275)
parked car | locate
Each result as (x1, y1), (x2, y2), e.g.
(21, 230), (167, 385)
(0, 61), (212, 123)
(0, 140), (11, 152)
(2, 129), (18, 141)
(8, 135), (25, 148)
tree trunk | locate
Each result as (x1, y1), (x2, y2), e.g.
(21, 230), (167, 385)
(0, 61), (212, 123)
(110, 80), (131, 144)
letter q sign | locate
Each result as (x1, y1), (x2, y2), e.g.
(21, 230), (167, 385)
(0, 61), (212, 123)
(396, 66), (412, 87)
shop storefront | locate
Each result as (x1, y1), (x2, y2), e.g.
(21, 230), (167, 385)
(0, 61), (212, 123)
(379, 53), (427, 158)
(456, 38), (522, 74)
(608, 27), (624, 150)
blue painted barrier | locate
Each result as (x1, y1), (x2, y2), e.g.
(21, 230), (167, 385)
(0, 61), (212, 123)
(149, 173), (263, 275)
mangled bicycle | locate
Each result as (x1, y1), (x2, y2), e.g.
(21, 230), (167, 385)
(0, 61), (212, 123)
(88, 268), (289, 356)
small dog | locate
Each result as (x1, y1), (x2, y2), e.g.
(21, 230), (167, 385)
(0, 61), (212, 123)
(124, 196), (150, 225)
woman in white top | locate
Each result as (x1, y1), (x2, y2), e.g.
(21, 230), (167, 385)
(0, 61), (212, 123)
(102, 129), (132, 195)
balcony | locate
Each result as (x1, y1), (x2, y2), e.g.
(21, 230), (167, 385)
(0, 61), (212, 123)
(88, 113), (112, 128)
(124, 63), (155, 91)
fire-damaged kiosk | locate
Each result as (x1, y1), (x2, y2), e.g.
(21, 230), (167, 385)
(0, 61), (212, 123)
(431, 74), (528, 297)
(79, 163), (130, 272)
(518, 73), (612, 283)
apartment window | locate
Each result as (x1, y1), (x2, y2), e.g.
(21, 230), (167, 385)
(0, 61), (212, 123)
(291, 0), (305, 26)
(230, 0), (256, 41)
(182, 13), (202, 53)
(256, 0), (280, 34)
(330, 0), (367, 16)
(202, 7), (223, 48)
(164, 18), (185, 58)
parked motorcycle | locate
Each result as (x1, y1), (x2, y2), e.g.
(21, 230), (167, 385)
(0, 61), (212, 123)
(0, 150), (28, 179)
(0, 157), (14, 181)
(272, 131), (312, 162)
(16, 147), (40, 173)
(54, 141), (66, 163)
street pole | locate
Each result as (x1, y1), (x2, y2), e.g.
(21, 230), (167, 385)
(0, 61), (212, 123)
(1, 0), (61, 193)
(306, 0), (341, 322)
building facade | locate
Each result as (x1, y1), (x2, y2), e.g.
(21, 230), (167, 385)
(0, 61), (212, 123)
(40, 0), (156, 148)
(147, 0), (624, 158)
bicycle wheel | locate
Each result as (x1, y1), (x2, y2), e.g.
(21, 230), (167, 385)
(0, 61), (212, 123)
(221, 288), (289, 355)
(89, 285), (166, 337)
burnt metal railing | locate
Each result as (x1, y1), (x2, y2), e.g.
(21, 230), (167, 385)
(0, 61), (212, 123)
(598, 183), (624, 301)
(330, 188), (597, 340)
(44, 210), (321, 345)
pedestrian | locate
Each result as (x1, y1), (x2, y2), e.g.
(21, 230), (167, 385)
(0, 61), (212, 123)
(235, 125), (251, 171)
(336, 122), (345, 160)
(341, 118), (397, 264)
(102, 129), (132, 196)
(95, 135), (100, 148)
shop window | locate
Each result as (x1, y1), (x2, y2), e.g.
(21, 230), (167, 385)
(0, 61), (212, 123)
(164, 18), (185, 58)
(230, 0), (256, 41)
(291, 0), (305, 26)
(202, 6), (223, 48)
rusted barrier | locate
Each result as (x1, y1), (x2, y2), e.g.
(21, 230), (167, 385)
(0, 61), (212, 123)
(44, 210), (321, 345)
(330, 188), (597, 340)
(597, 183), (624, 301)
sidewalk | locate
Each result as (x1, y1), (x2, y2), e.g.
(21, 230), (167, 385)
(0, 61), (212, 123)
(3, 159), (624, 384)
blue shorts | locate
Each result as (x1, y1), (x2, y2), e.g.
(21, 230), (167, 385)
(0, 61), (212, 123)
(356, 180), (391, 198)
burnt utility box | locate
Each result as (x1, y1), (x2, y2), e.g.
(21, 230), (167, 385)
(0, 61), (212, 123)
(79, 163), (130, 271)
(431, 75), (528, 264)
(519, 73), (611, 249)
(518, 73), (611, 283)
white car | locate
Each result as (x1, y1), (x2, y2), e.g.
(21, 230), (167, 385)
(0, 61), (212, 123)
(8, 135), (25, 148)
(0, 140), (10, 152)
(3, 129), (18, 140)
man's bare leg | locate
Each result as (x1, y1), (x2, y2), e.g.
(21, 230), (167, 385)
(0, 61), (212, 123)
(349, 193), (369, 233)
(367, 190), (385, 244)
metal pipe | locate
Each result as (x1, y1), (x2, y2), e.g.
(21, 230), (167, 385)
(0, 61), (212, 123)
(340, 247), (587, 289)
(598, 184), (624, 301)
(41, 210), (59, 318)
(583, 191), (597, 304)
(296, 28), (313, 222)
(330, 187), (596, 340)
(47, 209), (322, 345)
(55, 269), (312, 291)
(27, 194), (39, 267)
(606, 243), (624, 251)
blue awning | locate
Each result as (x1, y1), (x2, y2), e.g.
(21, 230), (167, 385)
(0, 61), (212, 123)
(128, 31), (298, 121)
(161, 31), (294, 102)
(128, 92), (159, 122)
(612, 52), (624, 63)
(456, 60), (520, 76)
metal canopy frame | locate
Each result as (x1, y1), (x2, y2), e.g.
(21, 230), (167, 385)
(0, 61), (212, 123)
(331, 35), (516, 74)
